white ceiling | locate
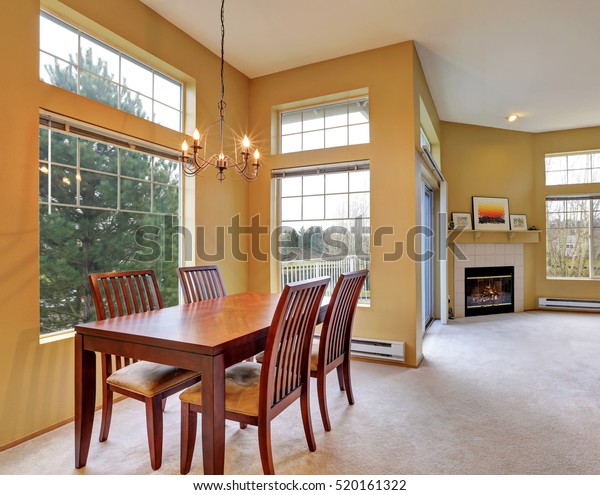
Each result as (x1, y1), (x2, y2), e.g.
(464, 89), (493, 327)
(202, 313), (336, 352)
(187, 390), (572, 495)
(140, 0), (600, 133)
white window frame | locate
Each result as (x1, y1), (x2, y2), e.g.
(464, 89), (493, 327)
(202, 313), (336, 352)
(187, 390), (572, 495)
(545, 150), (600, 186)
(272, 162), (371, 304)
(279, 98), (370, 154)
(39, 11), (183, 132)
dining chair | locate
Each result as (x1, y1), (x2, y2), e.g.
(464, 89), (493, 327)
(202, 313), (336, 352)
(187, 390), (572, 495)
(88, 269), (201, 470)
(179, 276), (330, 475)
(177, 265), (226, 303)
(178, 264), (258, 367)
(310, 269), (368, 431)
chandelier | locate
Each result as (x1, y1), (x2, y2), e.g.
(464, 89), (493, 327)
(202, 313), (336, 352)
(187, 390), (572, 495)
(181, 0), (260, 182)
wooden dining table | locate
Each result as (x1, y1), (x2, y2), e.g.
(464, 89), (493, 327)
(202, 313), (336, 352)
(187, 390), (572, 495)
(74, 291), (328, 474)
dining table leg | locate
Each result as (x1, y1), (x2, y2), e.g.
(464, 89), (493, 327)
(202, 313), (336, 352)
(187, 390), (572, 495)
(74, 333), (96, 468)
(201, 353), (226, 475)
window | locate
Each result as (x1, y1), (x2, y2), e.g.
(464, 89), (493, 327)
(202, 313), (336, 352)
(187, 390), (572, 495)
(545, 150), (600, 185)
(273, 163), (371, 303)
(546, 196), (600, 279)
(39, 116), (181, 334)
(545, 150), (600, 279)
(39, 12), (183, 132)
(280, 99), (369, 154)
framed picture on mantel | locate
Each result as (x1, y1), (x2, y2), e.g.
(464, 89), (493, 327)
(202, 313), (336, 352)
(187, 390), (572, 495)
(472, 196), (510, 231)
(452, 212), (472, 230)
(510, 214), (528, 231)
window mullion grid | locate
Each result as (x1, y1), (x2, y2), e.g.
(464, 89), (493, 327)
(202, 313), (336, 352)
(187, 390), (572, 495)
(40, 49), (72, 68)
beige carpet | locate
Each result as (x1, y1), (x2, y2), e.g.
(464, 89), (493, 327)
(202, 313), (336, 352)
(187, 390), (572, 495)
(1, 310), (599, 475)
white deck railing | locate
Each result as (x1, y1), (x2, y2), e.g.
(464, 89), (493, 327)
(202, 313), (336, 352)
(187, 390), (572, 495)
(281, 256), (370, 303)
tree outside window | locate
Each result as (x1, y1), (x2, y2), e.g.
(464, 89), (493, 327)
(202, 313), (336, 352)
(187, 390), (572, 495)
(546, 198), (599, 279)
(39, 53), (180, 334)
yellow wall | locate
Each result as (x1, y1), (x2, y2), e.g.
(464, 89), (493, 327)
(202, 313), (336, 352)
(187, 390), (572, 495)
(441, 122), (538, 310)
(0, 0), (45, 451)
(248, 42), (430, 368)
(0, 0), (250, 448)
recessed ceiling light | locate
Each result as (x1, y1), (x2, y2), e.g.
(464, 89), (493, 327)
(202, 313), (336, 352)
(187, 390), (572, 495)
(506, 114), (518, 123)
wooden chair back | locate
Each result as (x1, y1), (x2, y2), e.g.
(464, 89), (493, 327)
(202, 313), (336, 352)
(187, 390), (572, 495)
(260, 276), (329, 412)
(89, 269), (163, 321)
(88, 269), (163, 371)
(320, 269), (368, 367)
(177, 265), (226, 304)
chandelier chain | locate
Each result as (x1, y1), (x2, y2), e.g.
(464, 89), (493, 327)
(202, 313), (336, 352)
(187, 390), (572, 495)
(220, 0), (225, 103)
(180, 0), (261, 182)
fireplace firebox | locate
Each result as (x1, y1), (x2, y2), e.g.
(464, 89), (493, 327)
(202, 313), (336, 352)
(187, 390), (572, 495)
(465, 266), (514, 317)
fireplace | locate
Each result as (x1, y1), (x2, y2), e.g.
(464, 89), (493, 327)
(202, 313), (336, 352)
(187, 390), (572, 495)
(465, 266), (514, 317)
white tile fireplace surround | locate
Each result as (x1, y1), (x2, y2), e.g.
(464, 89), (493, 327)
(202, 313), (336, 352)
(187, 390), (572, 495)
(453, 243), (524, 318)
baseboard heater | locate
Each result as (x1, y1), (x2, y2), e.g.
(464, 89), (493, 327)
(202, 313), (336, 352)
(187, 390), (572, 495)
(350, 338), (405, 362)
(538, 297), (600, 310)
(313, 335), (405, 362)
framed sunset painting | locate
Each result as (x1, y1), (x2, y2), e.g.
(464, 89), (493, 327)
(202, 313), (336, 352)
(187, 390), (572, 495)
(472, 196), (510, 231)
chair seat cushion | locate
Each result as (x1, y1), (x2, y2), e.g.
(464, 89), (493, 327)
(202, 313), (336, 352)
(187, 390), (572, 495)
(106, 361), (199, 398)
(180, 362), (261, 417)
(310, 344), (319, 371)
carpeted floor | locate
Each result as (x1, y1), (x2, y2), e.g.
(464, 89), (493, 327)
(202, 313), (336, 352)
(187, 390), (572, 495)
(1, 310), (599, 475)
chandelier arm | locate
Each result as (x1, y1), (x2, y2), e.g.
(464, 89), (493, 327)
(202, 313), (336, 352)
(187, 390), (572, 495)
(231, 159), (250, 173)
(182, 153), (211, 176)
(191, 154), (212, 170)
(230, 158), (259, 180)
(241, 167), (259, 181)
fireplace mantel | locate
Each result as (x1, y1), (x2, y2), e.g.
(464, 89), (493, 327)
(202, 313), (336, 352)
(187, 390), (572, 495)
(449, 230), (540, 244)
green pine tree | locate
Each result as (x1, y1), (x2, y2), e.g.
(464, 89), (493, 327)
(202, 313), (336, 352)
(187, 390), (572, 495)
(40, 52), (179, 333)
